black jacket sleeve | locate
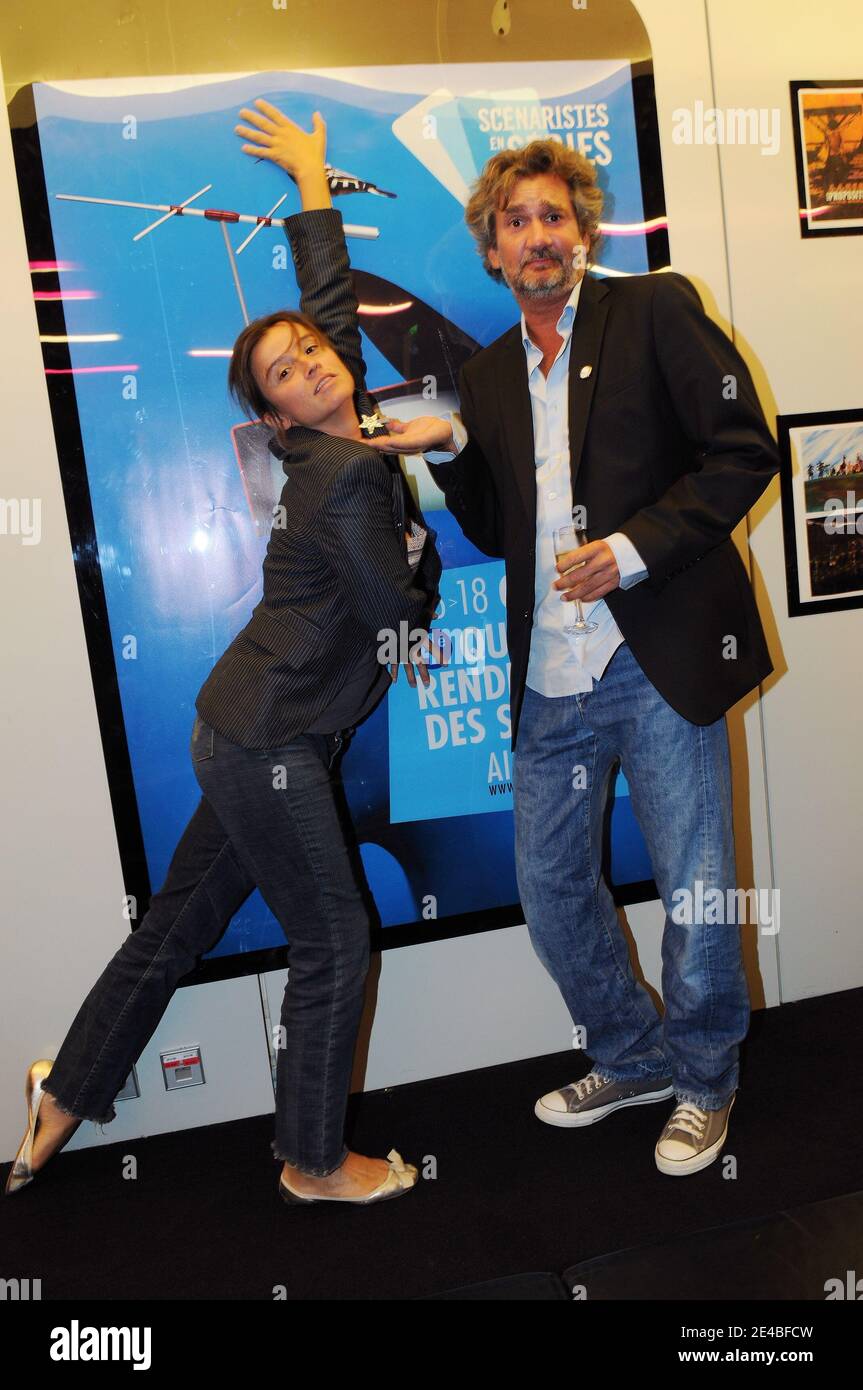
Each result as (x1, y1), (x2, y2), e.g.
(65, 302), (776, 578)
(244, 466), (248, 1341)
(283, 206), (367, 392)
(423, 361), (505, 558)
(617, 272), (779, 586)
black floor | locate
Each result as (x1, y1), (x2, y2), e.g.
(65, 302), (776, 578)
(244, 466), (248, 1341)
(2, 988), (862, 1300)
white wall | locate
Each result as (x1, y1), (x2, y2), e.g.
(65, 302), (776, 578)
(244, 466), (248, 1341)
(702, 0), (863, 999)
(3, 0), (857, 1162)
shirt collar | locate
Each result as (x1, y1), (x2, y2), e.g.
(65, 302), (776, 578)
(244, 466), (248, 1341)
(520, 275), (584, 356)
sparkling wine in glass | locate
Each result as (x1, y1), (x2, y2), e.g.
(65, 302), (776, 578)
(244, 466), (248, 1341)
(553, 523), (598, 637)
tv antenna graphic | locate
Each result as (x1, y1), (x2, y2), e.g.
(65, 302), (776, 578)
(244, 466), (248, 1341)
(55, 177), (383, 325)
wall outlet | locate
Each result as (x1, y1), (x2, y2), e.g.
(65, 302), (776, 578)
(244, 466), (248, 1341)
(114, 1065), (140, 1103)
(160, 1046), (205, 1092)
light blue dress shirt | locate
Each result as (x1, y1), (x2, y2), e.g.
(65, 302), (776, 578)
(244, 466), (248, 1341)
(426, 276), (649, 696)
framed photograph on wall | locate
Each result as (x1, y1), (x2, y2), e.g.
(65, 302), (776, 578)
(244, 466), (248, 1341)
(777, 408), (863, 616)
(791, 80), (863, 237)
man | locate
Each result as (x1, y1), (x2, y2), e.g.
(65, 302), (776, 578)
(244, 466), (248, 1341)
(373, 140), (779, 1176)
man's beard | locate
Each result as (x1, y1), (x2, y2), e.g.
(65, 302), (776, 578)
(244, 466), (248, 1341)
(502, 251), (582, 299)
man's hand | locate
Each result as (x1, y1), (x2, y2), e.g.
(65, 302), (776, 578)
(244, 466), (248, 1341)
(368, 416), (456, 456)
(553, 539), (621, 604)
(235, 101), (329, 196)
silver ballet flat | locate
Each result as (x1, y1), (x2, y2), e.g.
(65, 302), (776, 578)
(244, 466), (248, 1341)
(4, 1059), (56, 1195)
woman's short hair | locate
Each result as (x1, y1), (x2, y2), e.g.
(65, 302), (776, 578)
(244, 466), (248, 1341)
(465, 139), (604, 280)
(227, 310), (336, 422)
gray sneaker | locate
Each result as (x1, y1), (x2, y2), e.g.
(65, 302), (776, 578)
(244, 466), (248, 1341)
(654, 1094), (735, 1176)
(535, 1070), (674, 1128)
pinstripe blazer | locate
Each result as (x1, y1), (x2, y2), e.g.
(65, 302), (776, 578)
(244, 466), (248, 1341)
(195, 207), (442, 749)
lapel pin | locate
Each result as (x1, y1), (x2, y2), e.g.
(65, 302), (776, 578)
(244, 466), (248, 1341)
(579, 365), (593, 379)
(359, 410), (387, 435)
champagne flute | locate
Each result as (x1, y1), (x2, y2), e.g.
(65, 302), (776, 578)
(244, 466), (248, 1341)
(553, 522), (598, 637)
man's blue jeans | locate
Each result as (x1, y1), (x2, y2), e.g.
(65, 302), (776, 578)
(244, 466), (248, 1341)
(41, 716), (369, 1175)
(513, 641), (749, 1110)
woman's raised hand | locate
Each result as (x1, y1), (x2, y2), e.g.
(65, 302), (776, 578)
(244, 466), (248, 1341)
(235, 101), (327, 181)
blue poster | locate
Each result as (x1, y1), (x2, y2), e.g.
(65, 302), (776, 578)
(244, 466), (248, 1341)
(29, 61), (656, 960)
(388, 561), (513, 822)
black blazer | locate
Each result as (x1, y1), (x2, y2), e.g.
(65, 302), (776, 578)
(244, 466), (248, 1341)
(196, 207), (442, 748)
(426, 270), (779, 750)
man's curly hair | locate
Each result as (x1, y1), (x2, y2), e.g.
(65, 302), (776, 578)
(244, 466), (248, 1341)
(465, 139), (604, 280)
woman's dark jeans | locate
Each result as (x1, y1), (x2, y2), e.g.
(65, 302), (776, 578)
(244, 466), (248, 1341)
(41, 715), (370, 1175)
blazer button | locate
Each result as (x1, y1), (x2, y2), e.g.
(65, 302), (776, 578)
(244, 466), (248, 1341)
(522, 609), (530, 620)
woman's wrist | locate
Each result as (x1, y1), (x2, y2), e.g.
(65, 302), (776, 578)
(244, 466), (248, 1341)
(294, 168), (332, 212)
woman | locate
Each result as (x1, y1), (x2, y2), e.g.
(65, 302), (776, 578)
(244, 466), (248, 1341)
(6, 103), (441, 1206)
